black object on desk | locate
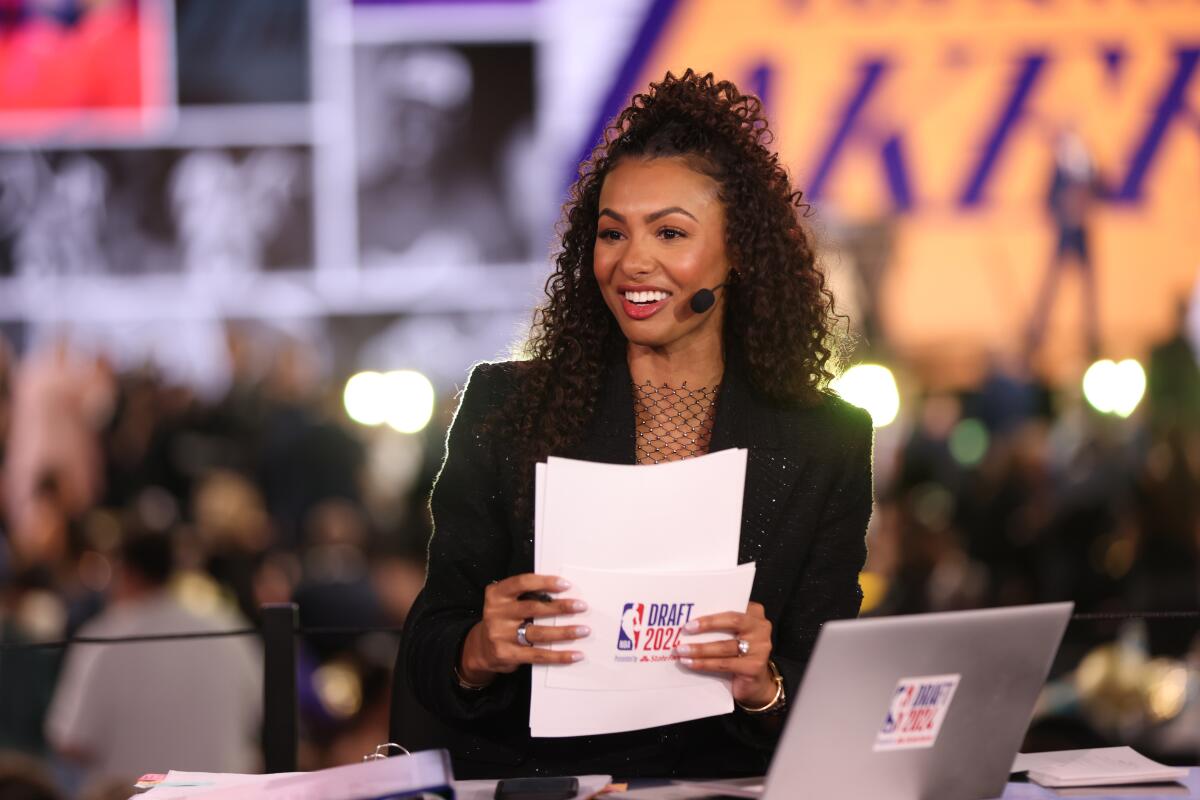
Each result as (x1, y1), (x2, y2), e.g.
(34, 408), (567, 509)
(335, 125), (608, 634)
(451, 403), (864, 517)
(494, 776), (579, 800)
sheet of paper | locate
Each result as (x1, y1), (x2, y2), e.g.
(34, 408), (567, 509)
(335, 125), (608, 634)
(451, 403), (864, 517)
(531, 450), (748, 737)
(1013, 748), (1189, 787)
(171, 750), (455, 799)
(135, 771), (292, 799)
(546, 563), (756, 692)
(536, 450), (746, 576)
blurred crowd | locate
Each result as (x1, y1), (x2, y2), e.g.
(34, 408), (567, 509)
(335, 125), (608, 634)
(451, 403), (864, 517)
(864, 306), (1200, 762)
(0, 304), (1199, 797)
(0, 325), (434, 799)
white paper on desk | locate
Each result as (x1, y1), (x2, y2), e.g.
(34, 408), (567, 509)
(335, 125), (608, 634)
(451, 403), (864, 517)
(134, 771), (294, 799)
(546, 563), (756, 692)
(171, 750), (454, 799)
(531, 450), (748, 738)
(1013, 747), (1189, 787)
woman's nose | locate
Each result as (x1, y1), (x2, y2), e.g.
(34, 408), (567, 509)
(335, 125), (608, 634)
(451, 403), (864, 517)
(618, 235), (655, 277)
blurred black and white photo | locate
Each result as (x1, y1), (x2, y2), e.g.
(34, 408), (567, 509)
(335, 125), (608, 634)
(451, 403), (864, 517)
(354, 42), (538, 269)
(0, 146), (312, 279)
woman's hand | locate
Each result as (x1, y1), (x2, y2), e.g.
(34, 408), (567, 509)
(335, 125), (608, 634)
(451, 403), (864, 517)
(675, 601), (776, 707)
(458, 573), (590, 687)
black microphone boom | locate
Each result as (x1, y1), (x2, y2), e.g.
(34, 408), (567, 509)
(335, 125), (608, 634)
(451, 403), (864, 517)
(689, 283), (726, 314)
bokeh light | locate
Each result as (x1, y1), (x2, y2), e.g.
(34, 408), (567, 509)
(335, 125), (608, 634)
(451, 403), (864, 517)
(312, 660), (363, 720)
(949, 418), (989, 467)
(383, 370), (436, 434)
(343, 371), (390, 426)
(831, 364), (900, 428)
(1082, 359), (1146, 418)
(343, 369), (436, 433)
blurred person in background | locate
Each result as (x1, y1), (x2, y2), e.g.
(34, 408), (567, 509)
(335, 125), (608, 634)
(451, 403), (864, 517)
(3, 337), (113, 563)
(256, 339), (365, 550)
(0, 752), (62, 800)
(45, 531), (261, 789)
(0, 567), (63, 759)
(1024, 127), (1106, 364)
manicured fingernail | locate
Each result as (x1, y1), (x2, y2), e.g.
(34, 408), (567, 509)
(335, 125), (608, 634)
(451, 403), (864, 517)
(683, 621), (700, 633)
(570, 652), (584, 662)
(570, 600), (588, 612)
(680, 657), (694, 666)
(574, 626), (591, 637)
(554, 579), (571, 591)
(676, 644), (693, 655)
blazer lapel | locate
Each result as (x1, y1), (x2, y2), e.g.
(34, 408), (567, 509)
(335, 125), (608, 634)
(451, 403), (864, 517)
(710, 357), (807, 566)
(566, 354), (636, 465)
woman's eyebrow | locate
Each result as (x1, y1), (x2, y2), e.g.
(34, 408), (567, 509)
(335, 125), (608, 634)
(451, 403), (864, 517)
(598, 206), (698, 223)
(645, 206), (697, 223)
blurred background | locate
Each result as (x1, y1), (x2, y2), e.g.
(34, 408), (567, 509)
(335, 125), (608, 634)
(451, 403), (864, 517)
(0, 0), (1198, 796)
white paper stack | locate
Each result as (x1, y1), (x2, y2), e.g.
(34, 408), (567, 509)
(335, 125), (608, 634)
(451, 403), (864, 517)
(531, 450), (751, 738)
(1013, 747), (1189, 788)
(132, 749), (455, 799)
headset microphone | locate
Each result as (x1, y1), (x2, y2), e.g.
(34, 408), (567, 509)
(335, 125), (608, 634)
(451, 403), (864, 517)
(689, 283), (728, 314)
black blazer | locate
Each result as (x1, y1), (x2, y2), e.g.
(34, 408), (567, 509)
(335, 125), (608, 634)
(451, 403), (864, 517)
(398, 352), (873, 779)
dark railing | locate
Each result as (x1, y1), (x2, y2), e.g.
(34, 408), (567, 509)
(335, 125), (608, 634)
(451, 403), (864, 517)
(0, 607), (1197, 773)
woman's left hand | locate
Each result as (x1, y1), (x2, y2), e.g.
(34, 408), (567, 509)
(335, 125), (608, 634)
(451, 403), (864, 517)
(676, 601), (776, 707)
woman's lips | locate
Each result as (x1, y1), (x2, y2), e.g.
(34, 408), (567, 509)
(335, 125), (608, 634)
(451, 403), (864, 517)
(620, 294), (670, 320)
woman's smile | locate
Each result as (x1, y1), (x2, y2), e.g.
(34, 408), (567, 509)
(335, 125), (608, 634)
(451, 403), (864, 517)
(619, 284), (673, 319)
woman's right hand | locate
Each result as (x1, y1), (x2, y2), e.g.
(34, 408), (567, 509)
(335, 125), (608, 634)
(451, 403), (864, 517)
(458, 573), (590, 687)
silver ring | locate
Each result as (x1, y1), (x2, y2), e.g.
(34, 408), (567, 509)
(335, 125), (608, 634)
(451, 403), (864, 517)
(736, 638), (750, 657)
(516, 621), (533, 647)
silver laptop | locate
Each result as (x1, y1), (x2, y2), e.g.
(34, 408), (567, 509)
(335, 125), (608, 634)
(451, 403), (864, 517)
(685, 603), (1073, 800)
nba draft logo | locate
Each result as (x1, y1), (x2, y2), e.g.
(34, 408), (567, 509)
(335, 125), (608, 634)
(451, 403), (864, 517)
(617, 603), (644, 651)
(614, 601), (696, 663)
(874, 674), (961, 751)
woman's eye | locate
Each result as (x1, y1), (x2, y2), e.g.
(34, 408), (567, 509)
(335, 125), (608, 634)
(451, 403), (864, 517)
(598, 229), (623, 241)
(659, 227), (686, 240)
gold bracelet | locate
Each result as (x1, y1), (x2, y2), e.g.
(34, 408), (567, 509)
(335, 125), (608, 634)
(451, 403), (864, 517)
(736, 659), (786, 714)
(454, 662), (488, 691)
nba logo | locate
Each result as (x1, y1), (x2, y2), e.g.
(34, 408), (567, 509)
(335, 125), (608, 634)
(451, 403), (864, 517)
(617, 603), (644, 651)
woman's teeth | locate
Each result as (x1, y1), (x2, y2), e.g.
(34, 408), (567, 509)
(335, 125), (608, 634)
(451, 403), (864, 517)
(625, 290), (670, 304)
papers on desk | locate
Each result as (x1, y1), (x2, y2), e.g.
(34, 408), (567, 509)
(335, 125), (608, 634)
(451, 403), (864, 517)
(132, 749), (454, 799)
(1013, 747), (1189, 789)
(531, 450), (751, 738)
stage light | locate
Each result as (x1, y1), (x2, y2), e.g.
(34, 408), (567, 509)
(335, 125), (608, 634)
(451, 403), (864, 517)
(343, 371), (389, 426)
(831, 364), (900, 428)
(383, 370), (436, 434)
(1082, 359), (1145, 418)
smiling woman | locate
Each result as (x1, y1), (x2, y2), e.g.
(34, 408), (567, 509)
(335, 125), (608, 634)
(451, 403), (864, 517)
(398, 69), (874, 779)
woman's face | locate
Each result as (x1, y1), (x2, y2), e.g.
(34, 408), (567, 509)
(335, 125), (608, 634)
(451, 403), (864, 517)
(593, 157), (732, 353)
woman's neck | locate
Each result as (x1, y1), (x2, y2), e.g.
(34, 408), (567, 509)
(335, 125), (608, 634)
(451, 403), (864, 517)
(626, 337), (725, 388)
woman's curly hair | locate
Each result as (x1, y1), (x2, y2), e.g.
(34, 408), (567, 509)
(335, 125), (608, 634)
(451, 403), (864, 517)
(488, 69), (838, 505)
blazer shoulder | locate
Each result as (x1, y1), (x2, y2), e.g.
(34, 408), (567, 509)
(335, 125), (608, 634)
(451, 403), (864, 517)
(459, 360), (527, 403)
(774, 391), (873, 455)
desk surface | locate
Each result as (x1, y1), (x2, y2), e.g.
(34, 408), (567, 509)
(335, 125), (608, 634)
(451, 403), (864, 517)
(605, 769), (1200, 799)
(999, 768), (1200, 799)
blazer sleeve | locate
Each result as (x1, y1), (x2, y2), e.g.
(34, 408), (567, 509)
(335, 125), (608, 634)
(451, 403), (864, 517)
(401, 363), (522, 722)
(730, 403), (873, 749)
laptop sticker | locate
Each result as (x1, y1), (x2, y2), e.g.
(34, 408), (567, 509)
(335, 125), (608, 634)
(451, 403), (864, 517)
(874, 673), (961, 751)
